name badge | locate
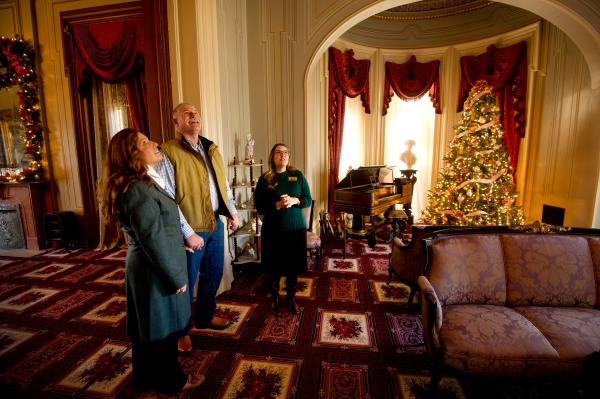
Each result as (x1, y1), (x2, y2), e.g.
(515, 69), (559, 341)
(288, 176), (298, 181)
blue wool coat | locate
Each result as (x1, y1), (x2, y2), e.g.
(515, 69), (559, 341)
(119, 180), (190, 341)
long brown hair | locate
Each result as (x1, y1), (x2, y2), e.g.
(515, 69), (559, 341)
(263, 143), (296, 189)
(97, 128), (152, 223)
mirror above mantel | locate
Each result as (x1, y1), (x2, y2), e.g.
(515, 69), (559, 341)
(0, 36), (44, 182)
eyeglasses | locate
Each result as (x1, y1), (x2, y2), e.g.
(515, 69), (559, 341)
(274, 150), (289, 155)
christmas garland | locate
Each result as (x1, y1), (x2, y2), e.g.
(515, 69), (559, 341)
(0, 36), (43, 182)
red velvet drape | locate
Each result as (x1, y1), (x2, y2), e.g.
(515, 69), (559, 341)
(458, 41), (527, 174)
(328, 47), (371, 215)
(70, 19), (148, 133)
(383, 56), (441, 115)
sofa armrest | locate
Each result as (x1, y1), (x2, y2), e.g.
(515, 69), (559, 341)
(418, 275), (443, 354)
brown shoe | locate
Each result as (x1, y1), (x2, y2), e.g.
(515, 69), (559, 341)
(197, 316), (230, 330)
(182, 371), (205, 390)
(178, 335), (193, 354)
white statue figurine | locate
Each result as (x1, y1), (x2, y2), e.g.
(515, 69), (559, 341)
(399, 139), (417, 170)
(245, 134), (255, 162)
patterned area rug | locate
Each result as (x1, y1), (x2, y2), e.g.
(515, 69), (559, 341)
(388, 368), (466, 399)
(0, 242), (570, 398)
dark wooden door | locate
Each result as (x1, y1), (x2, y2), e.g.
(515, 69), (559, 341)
(60, 1), (172, 247)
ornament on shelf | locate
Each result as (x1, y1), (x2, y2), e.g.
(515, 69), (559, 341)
(244, 133), (255, 164)
(242, 241), (256, 257)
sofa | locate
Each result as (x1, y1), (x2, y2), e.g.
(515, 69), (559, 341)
(417, 227), (600, 391)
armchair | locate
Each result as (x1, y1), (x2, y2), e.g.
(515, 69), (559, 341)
(388, 225), (458, 305)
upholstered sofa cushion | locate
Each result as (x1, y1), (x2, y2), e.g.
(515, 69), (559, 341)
(502, 235), (596, 307)
(514, 306), (600, 376)
(428, 235), (506, 306)
(587, 237), (600, 307)
(440, 305), (560, 378)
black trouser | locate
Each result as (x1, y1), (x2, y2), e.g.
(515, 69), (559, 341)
(131, 331), (187, 394)
(262, 229), (306, 299)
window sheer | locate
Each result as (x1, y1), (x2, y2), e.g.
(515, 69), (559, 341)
(339, 96), (367, 181)
(91, 79), (133, 175)
(383, 95), (435, 221)
(91, 78), (133, 250)
(340, 93), (435, 221)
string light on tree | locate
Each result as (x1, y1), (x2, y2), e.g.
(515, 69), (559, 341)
(421, 80), (524, 226)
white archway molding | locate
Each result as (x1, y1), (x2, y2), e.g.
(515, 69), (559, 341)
(500, 0), (600, 89)
(305, 0), (600, 89)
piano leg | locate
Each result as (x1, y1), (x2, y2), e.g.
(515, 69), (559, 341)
(350, 213), (366, 234)
(367, 233), (377, 248)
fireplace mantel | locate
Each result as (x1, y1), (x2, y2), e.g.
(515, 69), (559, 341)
(0, 182), (52, 250)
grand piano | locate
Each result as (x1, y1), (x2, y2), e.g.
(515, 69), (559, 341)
(332, 166), (415, 246)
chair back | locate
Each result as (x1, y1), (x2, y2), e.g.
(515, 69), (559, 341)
(304, 200), (315, 231)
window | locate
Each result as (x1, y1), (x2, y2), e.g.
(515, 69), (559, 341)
(339, 96), (367, 181)
(383, 95), (435, 220)
(340, 93), (435, 221)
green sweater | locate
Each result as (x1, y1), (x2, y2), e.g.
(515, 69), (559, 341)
(254, 170), (312, 233)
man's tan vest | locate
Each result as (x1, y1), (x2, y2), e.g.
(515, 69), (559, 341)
(162, 134), (234, 232)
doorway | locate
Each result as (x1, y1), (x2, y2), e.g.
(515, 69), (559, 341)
(61, 1), (172, 247)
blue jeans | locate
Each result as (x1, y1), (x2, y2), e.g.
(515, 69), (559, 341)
(184, 217), (224, 332)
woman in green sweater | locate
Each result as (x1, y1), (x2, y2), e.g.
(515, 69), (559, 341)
(254, 143), (312, 315)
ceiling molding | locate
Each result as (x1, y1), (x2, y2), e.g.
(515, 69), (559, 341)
(342, 3), (539, 49)
(374, 0), (495, 21)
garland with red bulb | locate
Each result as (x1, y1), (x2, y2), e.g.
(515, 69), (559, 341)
(0, 36), (43, 182)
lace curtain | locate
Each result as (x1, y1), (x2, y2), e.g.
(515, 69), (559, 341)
(382, 96), (435, 220)
(92, 79), (133, 250)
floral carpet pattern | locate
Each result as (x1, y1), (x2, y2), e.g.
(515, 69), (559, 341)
(369, 280), (413, 304)
(388, 368), (465, 399)
(0, 242), (561, 398)
(216, 355), (301, 399)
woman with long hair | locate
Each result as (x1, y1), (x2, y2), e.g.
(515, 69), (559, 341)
(97, 128), (202, 393)
(254, 143), (312, 315)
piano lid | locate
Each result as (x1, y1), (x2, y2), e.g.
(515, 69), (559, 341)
(337, 166), (392, 188)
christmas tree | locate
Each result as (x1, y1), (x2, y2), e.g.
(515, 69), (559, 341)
(421, 80), (525, 226)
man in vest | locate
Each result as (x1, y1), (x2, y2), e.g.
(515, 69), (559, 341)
(159, 102), (239, 354)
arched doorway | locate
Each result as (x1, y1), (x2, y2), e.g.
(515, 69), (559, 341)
(306, 1), (600, 89)
(303, 0), (600, 227)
